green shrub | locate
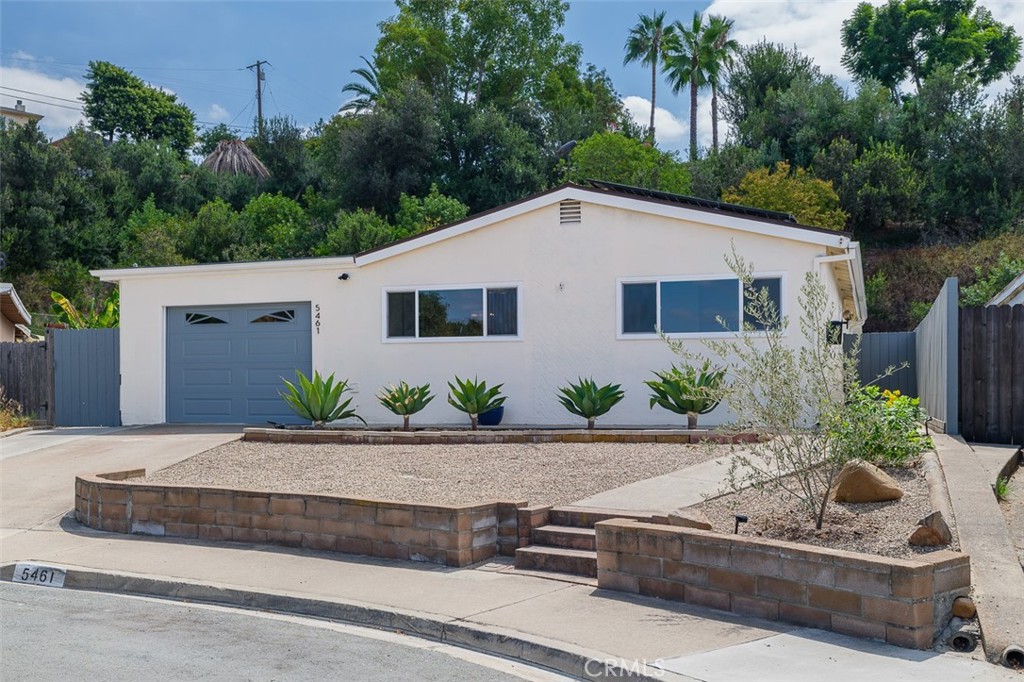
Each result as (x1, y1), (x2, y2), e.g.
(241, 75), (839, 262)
(280, 371), (364, 428)
(645, 361), (726, 429)
(447, 376), (505, 430)
(377, 382), (435, 431)
(838, 386), (929, 466)
(557, 378), (624, 430)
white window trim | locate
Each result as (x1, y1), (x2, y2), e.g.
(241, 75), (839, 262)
(616, 272), (787, 340)
(381, 281), (524, 344)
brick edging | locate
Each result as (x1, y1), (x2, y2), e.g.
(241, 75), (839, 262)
(242, 427), (760, 445)
(595, 518), (970, 650)
(75, 470), (524, 567)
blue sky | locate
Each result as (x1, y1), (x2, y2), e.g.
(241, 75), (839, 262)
(2, 1), (1022, 154)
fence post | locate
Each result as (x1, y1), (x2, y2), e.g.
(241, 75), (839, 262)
(44, 328), (56, 426)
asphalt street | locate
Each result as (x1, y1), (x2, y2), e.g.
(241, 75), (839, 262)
(0, 582), (567, 682)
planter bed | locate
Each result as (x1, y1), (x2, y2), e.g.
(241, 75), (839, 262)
(140, 440), (722, 507)
(242, 426), (760, 446)
(697, 461), (957, 560)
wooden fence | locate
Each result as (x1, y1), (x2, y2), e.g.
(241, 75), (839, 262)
(959, 305), (1024, 445)
(0, 339), (52, 423)
(0, 329), (120, 427)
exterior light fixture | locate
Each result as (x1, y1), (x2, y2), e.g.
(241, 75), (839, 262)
(338, 273), (350, 281)
(827, 319), (847, 345)
(733, 514), (748, 534)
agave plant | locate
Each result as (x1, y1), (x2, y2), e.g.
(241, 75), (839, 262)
(280, 371), (365, 428)
(557, 377), (625, 430)
(644, 360), (725, 429)
(447, 376), (506, 430)
(377, 381), (435, 431)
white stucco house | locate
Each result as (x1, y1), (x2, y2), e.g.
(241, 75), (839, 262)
(93, 181), (867, 426)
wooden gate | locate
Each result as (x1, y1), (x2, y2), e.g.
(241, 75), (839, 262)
(959, 305), (1024, 444)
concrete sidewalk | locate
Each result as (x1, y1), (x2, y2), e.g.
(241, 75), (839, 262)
(0, 426), (1012, 680)
(569, 454), (742, 513)
(2, 515), (1009, 680)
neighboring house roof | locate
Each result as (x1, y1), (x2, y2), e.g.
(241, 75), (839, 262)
(0, 283), (32, 327)
(988, 272), (1024, 306)
(0, 105), (44, 123)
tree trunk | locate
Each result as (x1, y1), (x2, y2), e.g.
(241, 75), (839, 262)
(471, 414), (479, 431)
(687, 413), (698, 430)
(649, 56), (657, 143)
(711, 84), (719, 153)
(403, 415), (410, 431)
(587, 417), (596, 430)
(689, 67), (699, 162)
(815, 491), (829, 530)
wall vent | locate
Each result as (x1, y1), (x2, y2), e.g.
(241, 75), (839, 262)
(559, 200), (582, 224)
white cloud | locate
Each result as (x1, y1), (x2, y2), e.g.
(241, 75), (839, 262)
(623, 1), (1024, 155)
(0, 63), (86, 138)
(622, 92), (718, 155)
(705, 0), (1024, 95)
(207, 103), (229, 122)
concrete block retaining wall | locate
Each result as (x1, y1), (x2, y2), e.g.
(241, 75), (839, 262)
(596, 519), (970, 650)
(75, 470), (524, 567)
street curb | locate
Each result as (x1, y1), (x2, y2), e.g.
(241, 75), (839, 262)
(1, 562), (686, 681)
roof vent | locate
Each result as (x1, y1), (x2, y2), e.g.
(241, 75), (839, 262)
(559, 200), (582, 224)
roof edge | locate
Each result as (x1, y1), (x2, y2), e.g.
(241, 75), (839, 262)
(92, 255), (358, 281)
(0, 283), (32, 325)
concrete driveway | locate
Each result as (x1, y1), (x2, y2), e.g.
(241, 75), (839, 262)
(0, 425), (240, 534)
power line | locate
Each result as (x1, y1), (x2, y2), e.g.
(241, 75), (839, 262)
(0, 50), (243, 72)
(0, 85), (80, 103)
(0, 94), (82, 111)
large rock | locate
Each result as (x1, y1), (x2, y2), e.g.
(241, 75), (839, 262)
(831, 460), (904, 503)
(909, 510), (953, 547)
(666, 508), (713, 530)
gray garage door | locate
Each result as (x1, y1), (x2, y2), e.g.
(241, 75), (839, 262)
(166, 302), (312, 424)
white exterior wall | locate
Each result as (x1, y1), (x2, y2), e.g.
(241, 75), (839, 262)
(111, 199), (850, 426)
(0, 314), (15, 343)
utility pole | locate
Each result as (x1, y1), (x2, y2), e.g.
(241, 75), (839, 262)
(246, 59), (269, 138)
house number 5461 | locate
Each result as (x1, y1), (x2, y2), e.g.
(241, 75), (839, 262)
(315, 304), (321, 334)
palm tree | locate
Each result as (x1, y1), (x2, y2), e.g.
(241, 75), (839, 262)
(340, 56), (380, 114)
(623, 11), (675, 144)
(704, 15), (739, 153)
(664, 12), (713, 161)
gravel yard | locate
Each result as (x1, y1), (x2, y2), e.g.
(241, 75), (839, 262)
(697, 461), (957, 560)
(142, 440), (721, 507)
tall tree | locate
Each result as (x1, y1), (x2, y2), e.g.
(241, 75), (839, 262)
(703, 15), (740, 153)
(374, 0), (573, 109)
(340, 56), (381, 114)
(81, 61), (196, 154)
(664, 12), (713, 161)
(622, 10), (674, 143)
(841, 0), (1021, 97)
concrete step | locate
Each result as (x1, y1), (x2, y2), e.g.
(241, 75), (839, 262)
(532, 525), (596, 551)
(549, 506), (657, 528)
(514, 545), (597, 577)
